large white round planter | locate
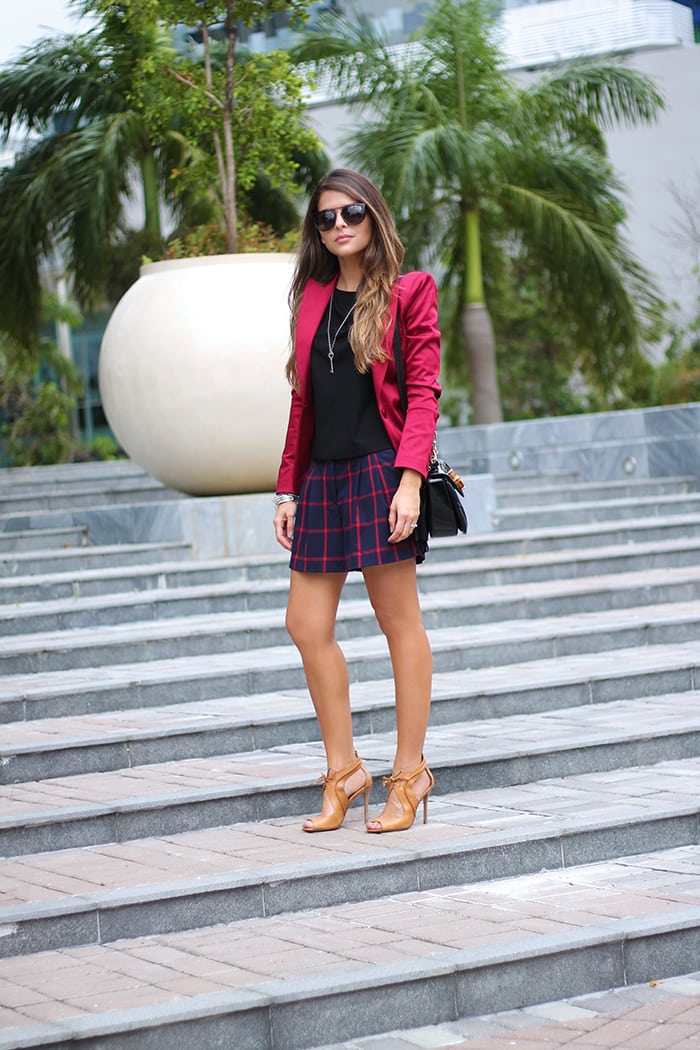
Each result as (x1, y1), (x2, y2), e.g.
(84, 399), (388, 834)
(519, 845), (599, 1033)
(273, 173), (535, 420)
(99, 253), (295, 495)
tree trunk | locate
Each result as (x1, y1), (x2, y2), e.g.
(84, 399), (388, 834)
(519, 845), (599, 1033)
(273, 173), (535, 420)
(140, 149), (161, 246)
(222, 1), (238, 253)
(462, 303), (502, 424)
(463, 206), (502, 424)
(202, 14), (238, 253)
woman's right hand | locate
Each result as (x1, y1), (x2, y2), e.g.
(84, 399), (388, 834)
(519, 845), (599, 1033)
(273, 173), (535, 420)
(273, 501), (297, 550)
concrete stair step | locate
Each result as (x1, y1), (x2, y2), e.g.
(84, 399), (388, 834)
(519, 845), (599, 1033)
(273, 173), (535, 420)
(487, 513), (700, 552)
(3, 561), (700, 640)
(2, 589), (700, 677)
(495, 476), (698, 508)
(492, 491), (700, 529)
(2, 756), (697, 958)
(0, 553), (288, 605)
(2, 690), (699, 855)
(491, 469), (582, 490)
(0, 541), (193, 579)
(3, 637), (699, 781)
(3, 531), (700, 606)
(4, 524), (700, 635)
(349, 970), (700, 1050)
(0, 843), (697, 1049)
(0, 480), (182, 514)
(0, 472), (170, 500)
(0, 460), (149, 489)
(4, 630), (700, 782)
(2, 596), (700, 721)
(0, 525), (89, 553)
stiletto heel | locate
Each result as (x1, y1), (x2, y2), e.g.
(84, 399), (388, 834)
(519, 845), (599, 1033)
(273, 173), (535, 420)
(302, 751), (372, 832)
(367, 755), (434, 833)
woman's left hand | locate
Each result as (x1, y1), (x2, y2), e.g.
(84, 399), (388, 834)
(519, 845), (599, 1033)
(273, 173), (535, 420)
(274, 501), (297, 550)
(388, 468), (422, 543)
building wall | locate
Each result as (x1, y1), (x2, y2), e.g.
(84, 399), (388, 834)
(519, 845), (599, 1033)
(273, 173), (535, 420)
(602, 44), (700, 328)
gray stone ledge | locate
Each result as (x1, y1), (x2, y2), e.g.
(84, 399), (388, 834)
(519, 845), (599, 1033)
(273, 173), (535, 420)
(3, 905), (698, 1050)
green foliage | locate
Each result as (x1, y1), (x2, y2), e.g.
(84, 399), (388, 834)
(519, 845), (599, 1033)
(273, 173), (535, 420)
(437, 385), (470, 427)
(651, 279), (700, 405)
(0, 298), (84, 466)
(164, 46), (316, 198)
(4, 382), (76, 466)
(101, 228), (165, 304)
(115, 0), (320, 251)
(163, 220), (298, 258)
(77, 433), (124, 461)
(490, 257), (657, 419)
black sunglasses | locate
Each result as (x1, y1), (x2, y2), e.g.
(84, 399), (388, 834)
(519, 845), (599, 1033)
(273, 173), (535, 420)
(314, 202), (368, 232)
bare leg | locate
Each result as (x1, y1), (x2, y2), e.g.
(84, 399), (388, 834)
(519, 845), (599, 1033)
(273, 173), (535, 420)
(362, 559), (433, 829)
(286, 569), (368, 828)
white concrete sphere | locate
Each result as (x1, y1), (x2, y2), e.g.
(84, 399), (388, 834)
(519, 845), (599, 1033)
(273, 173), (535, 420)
(99, 254), (296, 495)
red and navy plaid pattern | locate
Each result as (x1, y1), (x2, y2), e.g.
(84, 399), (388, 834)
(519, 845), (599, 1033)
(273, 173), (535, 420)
(290, 450), (426, 573)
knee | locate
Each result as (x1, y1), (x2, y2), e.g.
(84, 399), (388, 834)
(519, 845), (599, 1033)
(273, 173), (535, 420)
(372, 606), (393, 638)
(373, 606), (407, 640)
(286, 608), (334, 653)
(286, 607), (309, 649)
(373, 604), (425, 643)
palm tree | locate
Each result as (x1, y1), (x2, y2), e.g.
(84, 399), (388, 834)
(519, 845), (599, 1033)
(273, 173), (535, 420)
(295, 0), (665, 423)
(0, 4), (171, 341)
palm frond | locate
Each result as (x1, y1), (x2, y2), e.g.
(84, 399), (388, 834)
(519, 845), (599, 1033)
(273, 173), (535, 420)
(0, 109), (147, 336)
(525, 58), (664, 133)
(498, 178), (661, 347)
(291, 11), (400, 105)
(0, 33), (126, 139)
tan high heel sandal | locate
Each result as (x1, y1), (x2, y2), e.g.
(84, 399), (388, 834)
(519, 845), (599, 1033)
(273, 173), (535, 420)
(366, 755), (434, 833)
(302, 751), (373, 832)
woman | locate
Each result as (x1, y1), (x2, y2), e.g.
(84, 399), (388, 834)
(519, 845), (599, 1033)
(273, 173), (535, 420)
(273, 168), (441, 833)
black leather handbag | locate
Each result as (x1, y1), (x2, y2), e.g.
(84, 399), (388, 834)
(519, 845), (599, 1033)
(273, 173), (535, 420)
(420, 455), (468, 542)
(393, 303), (468, 543)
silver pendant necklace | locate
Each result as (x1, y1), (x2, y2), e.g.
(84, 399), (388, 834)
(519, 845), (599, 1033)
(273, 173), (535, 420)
(326, 288), (355, 374)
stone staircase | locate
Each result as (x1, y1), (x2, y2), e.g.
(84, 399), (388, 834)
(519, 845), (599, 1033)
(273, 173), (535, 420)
(1, 460), (699, 1050)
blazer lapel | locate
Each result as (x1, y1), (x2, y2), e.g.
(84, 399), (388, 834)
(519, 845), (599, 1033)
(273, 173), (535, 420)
(295, 278), (335, 402)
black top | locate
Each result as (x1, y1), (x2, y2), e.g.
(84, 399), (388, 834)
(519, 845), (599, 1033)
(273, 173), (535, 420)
(310, 288), (392, 460)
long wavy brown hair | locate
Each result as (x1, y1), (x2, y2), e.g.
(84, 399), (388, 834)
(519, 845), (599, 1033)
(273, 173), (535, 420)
(285, 169), (405, 389)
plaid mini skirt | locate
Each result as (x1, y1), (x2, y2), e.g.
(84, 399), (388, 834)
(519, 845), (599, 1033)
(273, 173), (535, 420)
(290, 449), (427, 573)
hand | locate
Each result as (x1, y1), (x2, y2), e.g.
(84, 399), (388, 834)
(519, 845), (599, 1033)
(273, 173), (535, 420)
(388, 469), (422, 544)
(273, 501), (297, 550)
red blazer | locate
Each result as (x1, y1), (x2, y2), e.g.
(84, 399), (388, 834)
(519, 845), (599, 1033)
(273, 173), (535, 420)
(276, 270), (441, 496)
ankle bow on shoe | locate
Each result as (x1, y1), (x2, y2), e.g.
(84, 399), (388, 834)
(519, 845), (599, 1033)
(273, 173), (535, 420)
(302, 752), (372, 833)
(367, 756), (434, 834)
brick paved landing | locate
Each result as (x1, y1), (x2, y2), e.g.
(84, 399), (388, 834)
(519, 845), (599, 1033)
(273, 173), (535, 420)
(320, 973), (700, 1050)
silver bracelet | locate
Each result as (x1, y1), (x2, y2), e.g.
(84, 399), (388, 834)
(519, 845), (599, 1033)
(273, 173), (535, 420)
(273, 493), (298, 507)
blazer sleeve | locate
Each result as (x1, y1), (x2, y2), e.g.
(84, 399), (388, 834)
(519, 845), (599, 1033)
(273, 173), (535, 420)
(275, 280), (326, 495)
(276, 386), (312, 495)
(393, 271), (442, 477)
